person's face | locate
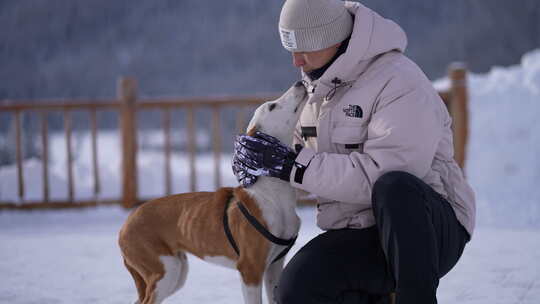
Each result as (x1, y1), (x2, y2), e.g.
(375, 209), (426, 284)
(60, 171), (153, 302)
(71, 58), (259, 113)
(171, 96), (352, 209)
(291, 42), (341, 72)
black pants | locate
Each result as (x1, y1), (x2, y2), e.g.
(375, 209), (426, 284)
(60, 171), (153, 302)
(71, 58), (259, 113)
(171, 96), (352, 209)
(276, 171), (470, 304)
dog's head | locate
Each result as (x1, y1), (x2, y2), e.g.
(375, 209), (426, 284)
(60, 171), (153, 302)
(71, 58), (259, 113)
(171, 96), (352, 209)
(246, 81), (308, 145)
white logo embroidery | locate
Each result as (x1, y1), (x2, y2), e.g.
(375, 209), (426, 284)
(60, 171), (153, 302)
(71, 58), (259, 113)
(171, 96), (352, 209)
(279, 27), (297, 50)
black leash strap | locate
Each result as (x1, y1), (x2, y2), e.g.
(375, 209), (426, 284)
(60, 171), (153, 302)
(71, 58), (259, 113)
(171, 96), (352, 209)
(237, 202), (297, 264)
(223, 196), (240, 256)
(222, 198), (297, 264)
(237, 202), (295, 246)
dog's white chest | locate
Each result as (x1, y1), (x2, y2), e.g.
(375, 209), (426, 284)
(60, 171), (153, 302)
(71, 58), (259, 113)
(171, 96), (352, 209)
(244, 179), (301, 240)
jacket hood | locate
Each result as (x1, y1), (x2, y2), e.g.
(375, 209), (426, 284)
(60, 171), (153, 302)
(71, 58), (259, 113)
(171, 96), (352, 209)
(304, 2), (408, 97)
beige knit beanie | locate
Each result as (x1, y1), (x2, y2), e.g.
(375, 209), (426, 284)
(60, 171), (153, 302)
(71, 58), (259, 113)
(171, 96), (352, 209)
(279, 0), (353, 52)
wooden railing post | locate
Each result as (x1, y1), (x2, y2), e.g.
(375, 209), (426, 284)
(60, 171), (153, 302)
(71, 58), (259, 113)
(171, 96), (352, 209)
(449, 63), (469, 170)
(236, 107), (246, 134)
(40, 111), (49, 202)
(212, 106), (222, 189)
(90, 109), (101, 197)
(14, 111), (24, 202)
(163, 109), (172, 195)
(64, 109), (74, 202)
(186, 106), (197, 192)
(119, 77), (138, 208)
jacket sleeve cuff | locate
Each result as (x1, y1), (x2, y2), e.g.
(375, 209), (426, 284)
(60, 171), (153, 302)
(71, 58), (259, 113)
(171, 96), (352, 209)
(289, 148), (316, 185)
(295, 147), (316, 167)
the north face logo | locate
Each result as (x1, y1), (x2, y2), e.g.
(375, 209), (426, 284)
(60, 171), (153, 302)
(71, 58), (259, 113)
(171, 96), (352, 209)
(343, 105), (363, 118)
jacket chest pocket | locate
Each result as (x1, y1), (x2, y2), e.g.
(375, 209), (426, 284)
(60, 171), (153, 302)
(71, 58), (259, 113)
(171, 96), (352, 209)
(330, 125), (368, 154)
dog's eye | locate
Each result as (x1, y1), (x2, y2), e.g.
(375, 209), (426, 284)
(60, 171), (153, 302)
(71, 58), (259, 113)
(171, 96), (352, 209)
(268, 103), (277, 112)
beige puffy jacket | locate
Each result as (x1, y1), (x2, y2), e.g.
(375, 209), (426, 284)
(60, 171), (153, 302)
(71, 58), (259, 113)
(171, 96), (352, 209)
(289, 2), (476, 236)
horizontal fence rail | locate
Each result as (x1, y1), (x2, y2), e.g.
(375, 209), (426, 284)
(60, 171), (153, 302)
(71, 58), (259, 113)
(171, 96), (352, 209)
(0, 64), (469, 210)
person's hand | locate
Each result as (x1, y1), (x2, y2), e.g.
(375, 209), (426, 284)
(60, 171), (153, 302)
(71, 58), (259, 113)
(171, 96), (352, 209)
(232, 131), (298, 187)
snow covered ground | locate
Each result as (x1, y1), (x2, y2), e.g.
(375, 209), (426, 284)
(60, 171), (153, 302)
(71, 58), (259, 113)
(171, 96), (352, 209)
(1, 49), (540, 303)
(0, 207), (538, 304)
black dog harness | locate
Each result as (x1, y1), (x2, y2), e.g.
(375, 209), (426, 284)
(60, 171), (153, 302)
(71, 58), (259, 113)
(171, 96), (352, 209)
(223, 196), (297, 264)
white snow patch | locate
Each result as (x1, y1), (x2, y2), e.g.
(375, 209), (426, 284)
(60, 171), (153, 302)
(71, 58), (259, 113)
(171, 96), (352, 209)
(463, 49), (540, 228)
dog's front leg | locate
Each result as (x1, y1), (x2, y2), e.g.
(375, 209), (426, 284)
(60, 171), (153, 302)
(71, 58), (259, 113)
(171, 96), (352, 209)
(238, 257), (265, 304)
(264, 258), (284, 304)
(240, 281), (262, 304)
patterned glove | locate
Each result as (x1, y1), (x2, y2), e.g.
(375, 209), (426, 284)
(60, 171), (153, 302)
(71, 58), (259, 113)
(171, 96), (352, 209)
(232, 131), (298, 187)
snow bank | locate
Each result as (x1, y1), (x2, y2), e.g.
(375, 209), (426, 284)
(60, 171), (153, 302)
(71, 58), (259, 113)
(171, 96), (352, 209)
(465, 49), (540, 228)
(0, 132), (238, 202)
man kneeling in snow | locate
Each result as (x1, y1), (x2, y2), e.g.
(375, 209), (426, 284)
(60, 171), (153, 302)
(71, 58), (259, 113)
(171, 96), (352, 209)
(232, 0), (475, 303)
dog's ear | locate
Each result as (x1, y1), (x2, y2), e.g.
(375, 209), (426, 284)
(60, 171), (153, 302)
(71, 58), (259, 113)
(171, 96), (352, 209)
(246, 125), (258, 136)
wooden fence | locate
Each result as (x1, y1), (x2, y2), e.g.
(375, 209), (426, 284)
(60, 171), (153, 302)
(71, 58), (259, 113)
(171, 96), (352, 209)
(0, 65), (469, 210)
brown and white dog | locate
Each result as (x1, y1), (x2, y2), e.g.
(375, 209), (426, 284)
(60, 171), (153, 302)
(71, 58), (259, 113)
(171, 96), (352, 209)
(118, 82), (308, 304)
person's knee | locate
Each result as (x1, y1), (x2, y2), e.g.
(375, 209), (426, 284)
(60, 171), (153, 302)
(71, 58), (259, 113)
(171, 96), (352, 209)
(275, 252), (336, 304)
(372, 171), (418, 213)
(275, 263), (315, 304)
(373, 171), (416, 192)
(274, 281), (301, 304)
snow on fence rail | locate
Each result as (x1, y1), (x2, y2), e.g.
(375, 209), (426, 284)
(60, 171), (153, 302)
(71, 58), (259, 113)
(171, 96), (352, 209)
(0, 64), (469, 209)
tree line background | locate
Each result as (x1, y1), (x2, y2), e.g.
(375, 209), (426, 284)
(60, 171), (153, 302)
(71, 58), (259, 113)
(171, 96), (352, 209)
(0, 0), (539, 164)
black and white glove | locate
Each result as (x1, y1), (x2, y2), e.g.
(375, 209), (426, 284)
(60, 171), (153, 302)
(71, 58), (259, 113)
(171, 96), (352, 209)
(232, 131), (298, 187)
